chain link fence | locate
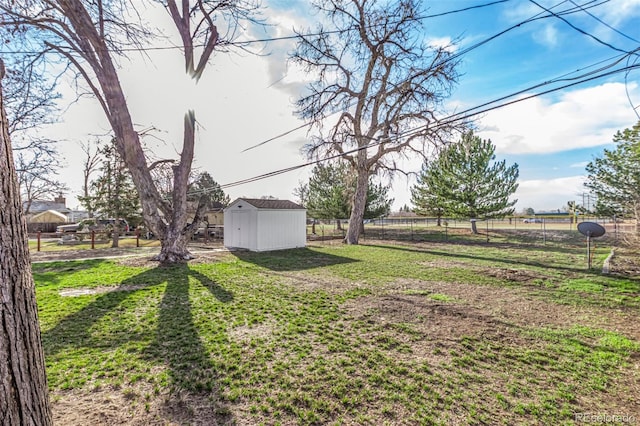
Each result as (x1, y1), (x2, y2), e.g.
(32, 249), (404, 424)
(307, 216), (635, 245)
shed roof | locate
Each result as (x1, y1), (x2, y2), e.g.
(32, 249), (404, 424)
(236, 198), (305, 210)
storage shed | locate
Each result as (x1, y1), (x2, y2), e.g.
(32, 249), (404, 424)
(224, 198), (306, 252)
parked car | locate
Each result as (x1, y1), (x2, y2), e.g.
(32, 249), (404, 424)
(194, 224), (223, 238)
(522, 218), (543, 223)
(56, 218), (130, 235)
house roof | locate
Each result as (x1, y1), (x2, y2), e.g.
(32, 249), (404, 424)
(28, 200), (70, 213)
(236, 198), (305, 210)
(31, 209), (68, 222)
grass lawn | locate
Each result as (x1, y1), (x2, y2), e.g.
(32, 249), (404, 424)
(33, 231), (640, 425)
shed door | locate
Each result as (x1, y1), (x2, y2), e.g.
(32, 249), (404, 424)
(231, 210), (250, 248)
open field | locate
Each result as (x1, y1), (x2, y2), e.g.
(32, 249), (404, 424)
(33, 230), (640, 424)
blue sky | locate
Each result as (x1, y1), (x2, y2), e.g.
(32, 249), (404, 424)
(414, 0), (640, 210)
(43, 0), (640, 213)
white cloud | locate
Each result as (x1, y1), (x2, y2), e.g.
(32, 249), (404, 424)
(476, 82), (640, 155)
(514, 175), (586, 211)
(570, 161), (589, 168)
(426, 36), (457, 52)
(533, 23), (559, 47)
(598, 0), (640, 26)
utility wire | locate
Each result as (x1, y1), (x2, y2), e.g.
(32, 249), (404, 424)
(181, 61), (638, 196)
(528, 0), (633, 54)
(240, 0), (623, 153)
(0, 0), (611, 55)
(0, 0), (509, 55)
(568, 0), (640, 44)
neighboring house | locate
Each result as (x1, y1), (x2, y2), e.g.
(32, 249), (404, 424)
(224, 198), (306, 252)
(187, 201), (225, 226)
(203, 201), (225, 226)
(26, 195), (71, 218)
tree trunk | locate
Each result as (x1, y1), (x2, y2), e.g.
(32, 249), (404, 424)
(345, 167), (369, 244)
(154, 229), (192, 263)
(152, 112), (197, 264)
(470, 219), (478, 234)
(111, 223), (120, 248)
(0, 60), (53, 426)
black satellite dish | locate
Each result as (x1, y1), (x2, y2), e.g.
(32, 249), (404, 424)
(577, 222), (606, 238)
(577, 222), (606, 269)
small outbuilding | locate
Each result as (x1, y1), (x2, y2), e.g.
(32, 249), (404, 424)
(224, 198), (306, 252)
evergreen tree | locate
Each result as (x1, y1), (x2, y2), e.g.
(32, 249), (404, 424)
(79, 139), (141, 247)
(411, 160), (447, 226)
(584, 121), (640, 222)
(296, 162), (393, 230)
(412, 131), (519, 233)
(188, 171), (230, 207)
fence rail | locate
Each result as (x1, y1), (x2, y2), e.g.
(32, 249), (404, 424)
(307, 217), (636, 244)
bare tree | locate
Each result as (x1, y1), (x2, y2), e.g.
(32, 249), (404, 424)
(15, 146), (68, 215)
(80, 139), (102, 217)
(0, 0), (262, 263)
(0, 58), (53, 426)
(291, 0), (461, 244)
(3, 44), (67, 214)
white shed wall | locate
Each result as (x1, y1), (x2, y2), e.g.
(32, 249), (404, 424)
(255, 210), (306, 251)
(224, 200), (306, 252)
(224, 207), (258, 250)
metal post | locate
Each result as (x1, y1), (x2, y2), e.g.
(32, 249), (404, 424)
(37, 231), (41, 252)
(410, 219), (413, 241)
(91, 230), (95, 249)
(486, 219), (489, 243)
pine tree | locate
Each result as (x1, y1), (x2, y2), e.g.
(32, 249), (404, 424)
(412, 131), (519, 233)
(79, 140), (141, 247)
(584, 120), (640, 224)
(296, 162), (393, 230)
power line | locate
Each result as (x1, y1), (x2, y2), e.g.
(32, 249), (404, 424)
(528, 0), (633, 54)
(0, 0), (510, 55)
(0, 0), (612, 56)
(240, 0), (625, 153)
(206, 61), (640, 194)
(568, 0), (640, 44)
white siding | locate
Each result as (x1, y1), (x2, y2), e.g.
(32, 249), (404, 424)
(255, 210), (306, 251)
(224, 203), (258, 250)
(224, 198), (307, 252)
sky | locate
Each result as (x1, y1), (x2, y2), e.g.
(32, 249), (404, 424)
(38, 0), (640, 213)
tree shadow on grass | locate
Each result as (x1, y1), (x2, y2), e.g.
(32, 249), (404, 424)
(232, 247), (359, 271)
(41, 263), (234, 424)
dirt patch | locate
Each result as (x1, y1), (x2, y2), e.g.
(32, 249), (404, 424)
(610, 246), (640, 277)
(52, 385), (233, 426)
(384, 278), (640, 341)
(31, 245), (228, 267)
(340, 280), (640, 418)
(59, 284), (151, 297)
(31, 247), (158, 263)
(228, 322), (275, 343)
